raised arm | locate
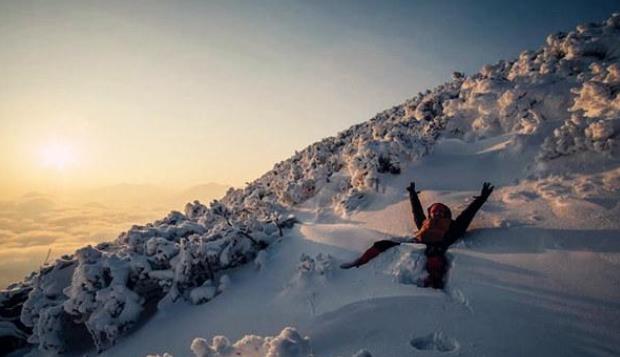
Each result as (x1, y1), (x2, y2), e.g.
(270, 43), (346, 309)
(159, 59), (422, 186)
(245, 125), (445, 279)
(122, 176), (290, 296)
(451, 182), (494, 238)
(407, 182), (426, 230)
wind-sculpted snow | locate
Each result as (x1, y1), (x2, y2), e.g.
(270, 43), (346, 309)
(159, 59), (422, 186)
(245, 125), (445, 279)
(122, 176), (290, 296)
(2, 13), (620, 355)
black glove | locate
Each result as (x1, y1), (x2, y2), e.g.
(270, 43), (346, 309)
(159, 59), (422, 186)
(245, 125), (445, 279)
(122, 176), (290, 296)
(406, 182), (419, 195)
(478, 182), (494, 200)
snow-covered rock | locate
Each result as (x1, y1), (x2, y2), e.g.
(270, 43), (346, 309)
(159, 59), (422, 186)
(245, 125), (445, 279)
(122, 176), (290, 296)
(188, 327), (313, 357)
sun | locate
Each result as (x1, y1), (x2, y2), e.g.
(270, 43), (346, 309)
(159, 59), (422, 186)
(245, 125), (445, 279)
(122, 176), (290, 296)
(39, 141), (77, 170)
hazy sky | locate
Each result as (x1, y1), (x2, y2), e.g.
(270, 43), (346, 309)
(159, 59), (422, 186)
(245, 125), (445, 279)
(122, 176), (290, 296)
(1, 0), (619, 197)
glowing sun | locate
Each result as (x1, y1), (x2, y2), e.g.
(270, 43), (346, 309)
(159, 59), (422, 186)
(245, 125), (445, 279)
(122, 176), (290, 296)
(40, 142), (77, 170)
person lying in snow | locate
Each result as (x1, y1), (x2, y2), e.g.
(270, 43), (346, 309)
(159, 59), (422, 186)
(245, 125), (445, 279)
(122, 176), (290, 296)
(340, 181), (494, 289)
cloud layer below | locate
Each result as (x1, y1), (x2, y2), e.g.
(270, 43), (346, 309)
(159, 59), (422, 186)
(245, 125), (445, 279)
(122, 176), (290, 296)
(0, 183), (228, 288)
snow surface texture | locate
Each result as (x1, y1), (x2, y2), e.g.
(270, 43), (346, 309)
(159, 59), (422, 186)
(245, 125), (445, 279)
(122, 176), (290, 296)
(2, 13), (620, 357)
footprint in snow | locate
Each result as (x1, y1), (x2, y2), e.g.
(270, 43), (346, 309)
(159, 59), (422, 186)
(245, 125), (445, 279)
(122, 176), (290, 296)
(447, 288), (472, 312)
(410, 331), (459, 353)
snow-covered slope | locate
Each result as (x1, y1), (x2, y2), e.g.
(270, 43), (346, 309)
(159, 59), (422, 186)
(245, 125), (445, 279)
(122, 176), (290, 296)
(118, 135), (620, 357)
(3, 13), (620, 357)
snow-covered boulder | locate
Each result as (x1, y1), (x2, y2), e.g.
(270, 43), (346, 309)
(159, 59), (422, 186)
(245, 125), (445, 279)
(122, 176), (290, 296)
(189, 327), (312, 357)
